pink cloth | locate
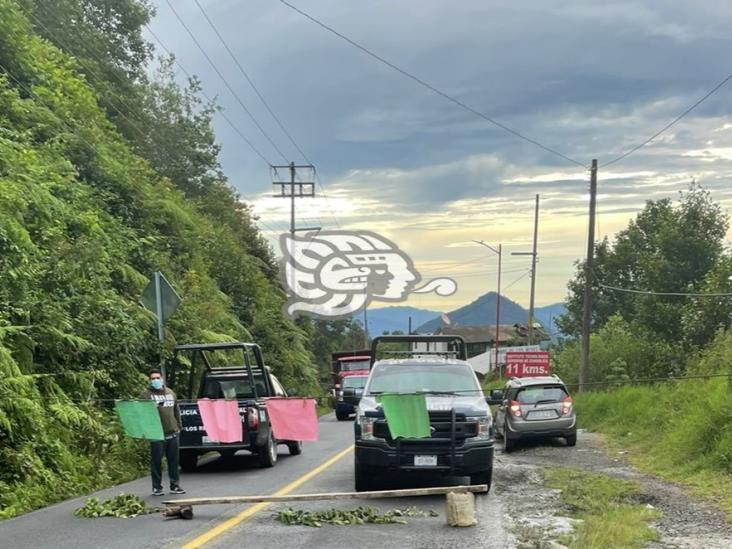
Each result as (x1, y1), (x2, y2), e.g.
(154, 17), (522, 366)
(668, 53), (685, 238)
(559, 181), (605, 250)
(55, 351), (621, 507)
(197, 399), (243, 443)
(266, 398), (319, 442)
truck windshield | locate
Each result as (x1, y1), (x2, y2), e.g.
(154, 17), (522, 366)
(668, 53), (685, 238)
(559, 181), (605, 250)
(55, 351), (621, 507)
(343, 376), (368, 389)
(341, 360), (370, 371)
(366, 362), (480, 395)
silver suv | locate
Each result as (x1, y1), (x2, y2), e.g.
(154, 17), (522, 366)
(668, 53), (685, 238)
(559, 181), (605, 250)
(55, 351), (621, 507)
(491, 376), (576, 452)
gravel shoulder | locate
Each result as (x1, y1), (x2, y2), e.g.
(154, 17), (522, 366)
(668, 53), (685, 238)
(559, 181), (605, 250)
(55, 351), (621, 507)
(494, 430), (732, 548)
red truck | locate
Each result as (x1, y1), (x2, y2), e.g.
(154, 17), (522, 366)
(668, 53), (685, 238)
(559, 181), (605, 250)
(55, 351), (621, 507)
(332, 350), (371, 421)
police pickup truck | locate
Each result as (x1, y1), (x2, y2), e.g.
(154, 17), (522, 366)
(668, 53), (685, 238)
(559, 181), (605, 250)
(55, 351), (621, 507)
(354, 335), (495, 492)
(167, 342), (302, 471)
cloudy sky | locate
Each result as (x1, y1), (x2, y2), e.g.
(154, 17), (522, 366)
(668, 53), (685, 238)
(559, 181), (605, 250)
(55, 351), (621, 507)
(147, 0), (732, 312)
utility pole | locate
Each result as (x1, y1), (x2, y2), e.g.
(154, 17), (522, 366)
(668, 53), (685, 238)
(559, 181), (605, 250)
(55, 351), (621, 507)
(473, 240), (502, 377)
(579, 160), (598, 392)
(408, 316), (412, 334)
(271, 162), (320, 236)
(272, 163), (320, 297)
(511, 194), (540, 345)
(528, 194), (539, 344)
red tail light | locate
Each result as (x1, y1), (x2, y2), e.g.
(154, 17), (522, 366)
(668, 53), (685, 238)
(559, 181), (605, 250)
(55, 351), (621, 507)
(509, 400), (522, 417)
(561, 396), (573, 415)
(247, 407), (260, 428)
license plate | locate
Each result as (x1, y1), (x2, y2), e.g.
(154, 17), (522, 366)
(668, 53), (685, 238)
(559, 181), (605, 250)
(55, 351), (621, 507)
(414, 455), (437, 467)
(528, 410), (555, 420)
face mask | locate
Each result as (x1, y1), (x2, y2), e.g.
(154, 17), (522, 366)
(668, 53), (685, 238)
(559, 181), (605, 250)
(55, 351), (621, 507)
(150, 379), (163, 391)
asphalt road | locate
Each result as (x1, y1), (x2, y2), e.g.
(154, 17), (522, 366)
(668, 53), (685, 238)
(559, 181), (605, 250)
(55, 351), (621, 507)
(0, 414), (511, 549)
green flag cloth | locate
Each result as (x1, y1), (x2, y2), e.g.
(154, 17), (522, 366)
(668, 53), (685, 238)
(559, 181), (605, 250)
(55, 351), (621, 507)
(379, 394), (431, 439)
(115, 400), (165, 440)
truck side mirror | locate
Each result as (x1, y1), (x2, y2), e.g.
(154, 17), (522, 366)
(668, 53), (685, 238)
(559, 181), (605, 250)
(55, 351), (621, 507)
(486, 389), (504, 406)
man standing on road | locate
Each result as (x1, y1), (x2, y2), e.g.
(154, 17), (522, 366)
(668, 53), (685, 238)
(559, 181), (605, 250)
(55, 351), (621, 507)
(142, 369), (186, 496)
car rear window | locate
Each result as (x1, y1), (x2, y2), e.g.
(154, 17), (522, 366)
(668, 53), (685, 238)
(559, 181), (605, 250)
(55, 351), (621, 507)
(516, 385), (567, 404)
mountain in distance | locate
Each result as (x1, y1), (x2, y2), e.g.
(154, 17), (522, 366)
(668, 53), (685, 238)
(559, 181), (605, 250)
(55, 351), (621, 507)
(534, 302), (567, 337)
(359, 306), (443, 336)
(415, 291), (567, 335)
(416, 292), (527, 333)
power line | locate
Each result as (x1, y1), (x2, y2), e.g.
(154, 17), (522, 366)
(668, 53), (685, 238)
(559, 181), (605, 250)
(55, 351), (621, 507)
(1, 56), (291, 243)
(0, 61), (105, 154)
(598, 283), (732, 298)
(502, 269), (532, 291)
(143, 25), (289, 236)
(192, 1), (343, 230)
(192, 0), (306, 163)
(146, 24), (272, 167)
(28, 10), (152, 144)
(164, 0), (289, 163)
(602, 71), (732, 167)
(277, 0), (587, 169)
(564, 373), (731, 389)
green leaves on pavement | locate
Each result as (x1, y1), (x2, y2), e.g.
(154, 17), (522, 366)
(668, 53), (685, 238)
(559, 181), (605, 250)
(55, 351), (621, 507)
(74, 494), (159, 519)
(276, 506), (438, 527)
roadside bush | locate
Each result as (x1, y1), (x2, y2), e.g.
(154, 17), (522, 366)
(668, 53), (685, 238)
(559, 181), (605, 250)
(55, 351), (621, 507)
(554, 315), (682, 385)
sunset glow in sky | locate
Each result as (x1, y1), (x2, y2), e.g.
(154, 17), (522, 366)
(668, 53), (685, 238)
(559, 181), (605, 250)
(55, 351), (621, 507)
(149, 0), (732, 311)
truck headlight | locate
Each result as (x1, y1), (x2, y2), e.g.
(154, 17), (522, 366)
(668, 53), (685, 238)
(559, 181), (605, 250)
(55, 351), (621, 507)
(475, 416), (493, 440)
(358, 416), (376, 440)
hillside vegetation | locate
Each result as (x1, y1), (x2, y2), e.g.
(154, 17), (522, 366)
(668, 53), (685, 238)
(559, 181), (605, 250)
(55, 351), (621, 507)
(575, 373), (732, 517)
(0, 0), (319, 518)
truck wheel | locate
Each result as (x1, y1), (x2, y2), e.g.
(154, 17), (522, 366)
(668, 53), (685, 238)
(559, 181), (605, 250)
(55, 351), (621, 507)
(336, 410), (349, 421)
(258, 431), (278, 468)
(565, 434), (577, 447)
(469, 469), (493, 493)
(287, 441), (303, 455)
(180, 450), (198, 472)
(354, 463), (374, 492)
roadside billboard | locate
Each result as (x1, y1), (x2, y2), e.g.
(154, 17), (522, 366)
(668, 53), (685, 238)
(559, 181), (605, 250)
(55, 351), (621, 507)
(505, 351), (550, 377)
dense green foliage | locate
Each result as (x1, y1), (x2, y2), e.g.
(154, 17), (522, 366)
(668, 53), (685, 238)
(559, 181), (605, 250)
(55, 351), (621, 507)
(0, 0), (320, 518)
(559, 184), (731, 349)
(557, 184), (732, 382)
(553, 315), (682, 385)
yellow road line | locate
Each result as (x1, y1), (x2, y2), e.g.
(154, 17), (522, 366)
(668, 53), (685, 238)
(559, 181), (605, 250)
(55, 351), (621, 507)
(181, 444), (354, 548)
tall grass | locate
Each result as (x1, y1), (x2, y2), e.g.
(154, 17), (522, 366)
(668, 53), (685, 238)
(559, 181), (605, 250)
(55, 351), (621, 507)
(574, 379), (732, 518)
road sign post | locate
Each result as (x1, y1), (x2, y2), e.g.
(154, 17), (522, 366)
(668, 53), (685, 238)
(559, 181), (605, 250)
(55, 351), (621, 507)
(141, 272), (182, 380)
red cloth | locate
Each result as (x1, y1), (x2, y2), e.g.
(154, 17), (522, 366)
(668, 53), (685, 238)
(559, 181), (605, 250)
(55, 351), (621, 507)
(266, 398), (319, 441)
(197, 399), (243, 443)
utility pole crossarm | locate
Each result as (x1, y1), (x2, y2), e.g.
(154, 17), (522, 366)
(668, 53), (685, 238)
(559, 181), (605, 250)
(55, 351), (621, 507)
(270, 162), (319, 236)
